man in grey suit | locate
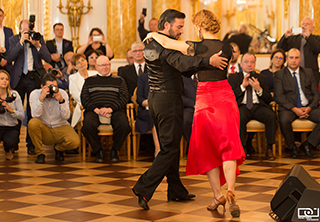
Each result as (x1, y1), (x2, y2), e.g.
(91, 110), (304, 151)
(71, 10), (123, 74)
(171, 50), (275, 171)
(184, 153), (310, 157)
(274, 48), (319, 159)
(7, 19), (51, 155)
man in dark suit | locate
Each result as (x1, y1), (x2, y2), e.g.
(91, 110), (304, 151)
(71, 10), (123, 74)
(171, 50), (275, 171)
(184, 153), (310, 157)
(228, 42), (242, 74)
(223, 24), (252, 54)
(277, 17), (320, 84)
(274, 48), (319, 159)
(7, 19), (51, 155)
(181, 75), (197, 153)
(46, 23), (73, 69)
(228, 53), (277, 160)
(132, 9), (228, 210)
(0, 8), (14, 71)
(118, 41), (146, 103)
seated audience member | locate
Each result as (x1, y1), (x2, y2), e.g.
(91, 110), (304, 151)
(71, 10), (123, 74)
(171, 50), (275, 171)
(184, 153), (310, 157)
(81, 56), (131, 163)
(69, 53), (97, 128)
(28, 73), (80, 164)
(0, 70), (24, 160)
(59, 51), (77, 89)
(260, 48), (286, 95)
(0, 9), (14, 71)
(227, 42), (242, 74)
(126, 48), (134, 65)
(223, 24), (252, 54)
(118, 42), (146, 103)
(136, 72), (160, 156)
(46, 23), (73, 70)
(138, 12), (158, 41)
(182, 75), (197, 153)
(77, 28), (114, 60)
(274, 48), (319, 159)
(85, 49), (103, 71)
(228, 53), (277, 160)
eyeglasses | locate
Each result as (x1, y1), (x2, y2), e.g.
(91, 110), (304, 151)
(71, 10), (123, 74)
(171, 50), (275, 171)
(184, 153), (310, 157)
(97, 64), (111, 67)
(76, 59), (86, 65)
(274, 56), (284, 60)
(132, 49), (143, 53)
(89, 56), (98, 59)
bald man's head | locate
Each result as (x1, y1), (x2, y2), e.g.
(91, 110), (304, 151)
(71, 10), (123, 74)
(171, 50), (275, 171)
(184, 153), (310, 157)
(287, 48), (301, 71)
(96, 56), (111, 76)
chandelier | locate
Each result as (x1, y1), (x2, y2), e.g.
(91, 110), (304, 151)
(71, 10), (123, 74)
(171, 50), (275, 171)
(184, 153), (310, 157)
(233, 0), (247, 11)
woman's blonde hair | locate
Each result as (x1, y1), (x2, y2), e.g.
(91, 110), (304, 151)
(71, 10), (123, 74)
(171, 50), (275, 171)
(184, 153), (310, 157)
(0, 70), (11, 95)
(192, 9), (220, 34)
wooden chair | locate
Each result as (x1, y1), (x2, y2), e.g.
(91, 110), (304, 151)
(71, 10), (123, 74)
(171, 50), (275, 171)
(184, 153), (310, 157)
(80, 105), (132, 161)
(277, 119), (316, 157)
(68, 94), (82, 156)
(246, 102), (276, 156)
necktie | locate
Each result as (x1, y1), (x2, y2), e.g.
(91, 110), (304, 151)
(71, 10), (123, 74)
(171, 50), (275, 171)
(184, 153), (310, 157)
(292, 72), (302, 108)
(300, 37), (307, 68)
(231, 65), (235, 73)
(246, 85), (253, 110)
(23, 44), (28, 74)
(138, 64), (143, 76)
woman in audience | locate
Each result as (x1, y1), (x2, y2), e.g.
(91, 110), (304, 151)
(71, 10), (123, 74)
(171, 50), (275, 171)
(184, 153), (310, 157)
(135, 72), (160, 157)
(0, 70), (24, 160)
(260, 48), (286, 95)
(145, 10), (245, 217)
(69, 54), (97, 128)
(77, 28), (114, 60)
(85, 49), (103, 71)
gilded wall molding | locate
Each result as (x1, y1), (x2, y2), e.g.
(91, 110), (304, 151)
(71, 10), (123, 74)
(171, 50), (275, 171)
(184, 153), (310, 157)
(1, 0), (24, 34)
(44, 0), (51, 41)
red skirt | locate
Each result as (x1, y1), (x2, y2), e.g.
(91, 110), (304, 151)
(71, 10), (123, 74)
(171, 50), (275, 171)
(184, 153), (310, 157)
(186, 80), (245, 186)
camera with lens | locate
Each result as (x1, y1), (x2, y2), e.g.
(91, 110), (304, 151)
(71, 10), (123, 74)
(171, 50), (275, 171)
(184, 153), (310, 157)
(56, 54), (63, 69)
(0, 93), (17, 114)
(28, 15), (41, 41)
(47, 68), (59, 76)
(46, 84), (59, 98)
(0, 53), (5, 63)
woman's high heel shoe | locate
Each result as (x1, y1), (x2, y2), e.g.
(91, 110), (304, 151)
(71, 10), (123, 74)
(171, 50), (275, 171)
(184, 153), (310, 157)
(207, 195), (226, 212)
(226, 190), (240, 217)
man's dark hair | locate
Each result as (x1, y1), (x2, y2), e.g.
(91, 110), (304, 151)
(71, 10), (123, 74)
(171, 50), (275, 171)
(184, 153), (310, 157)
(158, 9), (185, 31)
(53, 23), (64, 29)
(41, 73), (57, 86)
(0, 8), (4, 15)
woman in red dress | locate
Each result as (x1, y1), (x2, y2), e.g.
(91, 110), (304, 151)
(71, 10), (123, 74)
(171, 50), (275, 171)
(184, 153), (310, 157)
(145, 10), (245, 217)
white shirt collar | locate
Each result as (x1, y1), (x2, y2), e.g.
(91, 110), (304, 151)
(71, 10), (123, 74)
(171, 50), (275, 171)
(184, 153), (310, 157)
(288, 67), (300, 75)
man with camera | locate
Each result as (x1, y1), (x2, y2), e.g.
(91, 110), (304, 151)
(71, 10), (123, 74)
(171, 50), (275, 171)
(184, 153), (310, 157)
(46, 23), (73, 70)
(0, 8), (13, 71)
(28, 73), (80, 164)
(6, 18), (51, 155)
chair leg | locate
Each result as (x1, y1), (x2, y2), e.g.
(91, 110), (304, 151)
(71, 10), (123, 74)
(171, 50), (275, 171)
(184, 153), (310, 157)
(127, 134), (131, 160)
(82, 136), (86, 161)
(132, 133), (137, 160)
(278, 130), (282, 157)
(180, 137), (184, 158)
(257, 133), (262, 154)
(302, 133), (307, 142)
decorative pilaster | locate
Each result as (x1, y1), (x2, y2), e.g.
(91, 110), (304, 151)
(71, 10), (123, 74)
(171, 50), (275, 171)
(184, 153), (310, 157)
(107, 0), (136, 59)
(43, 0), (51, 41)
(208, 0), (222, 39)
(152, 0), (181, 21)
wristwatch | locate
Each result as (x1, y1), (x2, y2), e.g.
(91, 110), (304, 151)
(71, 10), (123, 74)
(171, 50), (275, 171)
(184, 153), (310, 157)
(59, 99), (65, 104)
(11, 109), (16, 114)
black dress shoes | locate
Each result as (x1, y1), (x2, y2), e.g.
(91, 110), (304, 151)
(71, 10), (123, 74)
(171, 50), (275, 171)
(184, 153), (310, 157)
(290, 147), (299, 159)
(55, 148), (64, 161)
(132, 188), (149, 210)
(35, 154), (45, 164)
(95, 149), (105, 163)
(27, 146), (36, 155)
(110, 149), (119, 163)
(168, 193), (196, 201)
(300, 141), (316, 158)
(65, 148), (79, 154)
(265, 149), (275, 161)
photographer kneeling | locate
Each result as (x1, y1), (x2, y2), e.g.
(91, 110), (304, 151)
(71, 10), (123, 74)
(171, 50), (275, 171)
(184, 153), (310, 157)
(0, 70), (24, 160)
(28, 73), (80, 163)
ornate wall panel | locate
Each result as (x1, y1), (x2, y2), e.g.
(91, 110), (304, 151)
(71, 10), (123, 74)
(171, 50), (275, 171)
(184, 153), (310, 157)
(299, 0), (320, 35)
(152, 0), (181, 21)
(107, 0), (136, 59)
(1, 0), (25, 34)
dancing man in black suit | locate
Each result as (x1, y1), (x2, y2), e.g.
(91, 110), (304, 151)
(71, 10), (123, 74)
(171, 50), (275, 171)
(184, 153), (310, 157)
(228, 53), (277, 160)
(274, 48), (319, 159)
(277, 17), (320, 84)
(118, 42), (146, 103)
(46, 23), (73, 70)
(132, 9), (228, 210)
